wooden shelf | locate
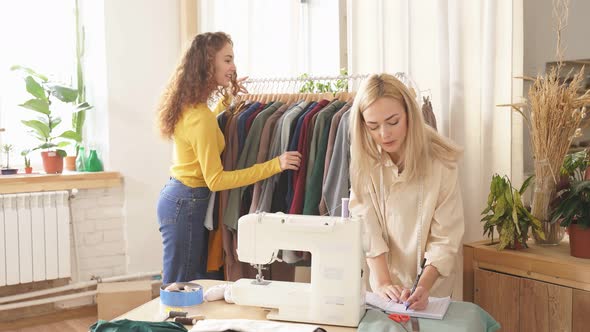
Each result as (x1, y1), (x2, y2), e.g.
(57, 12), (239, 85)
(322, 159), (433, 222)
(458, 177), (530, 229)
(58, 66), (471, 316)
(464, 239), (590, 331)
(0, 171), (122, 194)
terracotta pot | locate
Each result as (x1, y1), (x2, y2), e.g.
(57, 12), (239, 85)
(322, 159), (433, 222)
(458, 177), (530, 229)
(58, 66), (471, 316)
(585, 166), (590, 180)
(64, 156), (77, 171)
(25, 167), (32, 174)
(41, 151), (64, 174)
(569, 224), (590, 259)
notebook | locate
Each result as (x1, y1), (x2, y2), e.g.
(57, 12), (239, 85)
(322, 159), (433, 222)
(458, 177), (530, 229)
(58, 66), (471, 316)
(365, 291), (451, 320)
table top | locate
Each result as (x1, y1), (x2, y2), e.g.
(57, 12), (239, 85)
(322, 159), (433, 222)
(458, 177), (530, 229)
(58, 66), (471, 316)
(117, 279), (356, 331)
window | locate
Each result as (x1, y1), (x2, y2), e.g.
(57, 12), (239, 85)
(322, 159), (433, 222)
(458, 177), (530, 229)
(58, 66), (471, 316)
(0, 1), (76, 168)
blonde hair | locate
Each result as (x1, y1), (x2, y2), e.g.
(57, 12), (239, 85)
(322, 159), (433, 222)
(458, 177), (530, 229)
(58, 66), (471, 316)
(349, 73), (462, 198)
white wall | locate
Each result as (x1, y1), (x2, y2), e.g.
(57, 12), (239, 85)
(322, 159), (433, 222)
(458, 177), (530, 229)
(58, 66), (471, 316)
(100, 0), (178, 273)
(523, 0), (590, 173)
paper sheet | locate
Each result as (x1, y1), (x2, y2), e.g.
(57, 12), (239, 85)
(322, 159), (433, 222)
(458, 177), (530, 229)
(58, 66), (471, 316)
(365, 291), (451, 320)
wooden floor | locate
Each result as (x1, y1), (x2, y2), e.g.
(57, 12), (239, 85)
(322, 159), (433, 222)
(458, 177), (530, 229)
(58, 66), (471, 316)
(0, 306), (97, 332)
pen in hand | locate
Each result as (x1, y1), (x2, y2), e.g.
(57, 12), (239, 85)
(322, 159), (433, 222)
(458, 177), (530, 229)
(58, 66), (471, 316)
(404, 258), (427, 310)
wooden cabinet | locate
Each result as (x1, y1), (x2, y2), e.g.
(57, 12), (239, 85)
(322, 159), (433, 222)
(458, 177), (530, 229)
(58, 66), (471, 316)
(464, 240), (590, 332)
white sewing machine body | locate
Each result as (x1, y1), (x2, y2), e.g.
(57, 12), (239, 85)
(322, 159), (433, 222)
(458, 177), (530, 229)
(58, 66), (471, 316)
(231, 213), (365, 327)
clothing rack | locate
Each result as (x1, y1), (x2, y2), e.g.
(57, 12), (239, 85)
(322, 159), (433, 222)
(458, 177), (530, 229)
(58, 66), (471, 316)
(242, 72), (424, 99)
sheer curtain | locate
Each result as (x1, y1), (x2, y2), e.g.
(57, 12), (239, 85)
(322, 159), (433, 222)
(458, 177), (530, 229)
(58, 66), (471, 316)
(348, 0), (524, 243)
(198, 0), (341, 79)
(347, 0), (524, 298)
(0, 1), (76, 168)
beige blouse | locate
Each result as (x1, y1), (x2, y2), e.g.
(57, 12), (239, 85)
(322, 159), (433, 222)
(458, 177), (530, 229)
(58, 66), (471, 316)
(349, 152), (464, 297)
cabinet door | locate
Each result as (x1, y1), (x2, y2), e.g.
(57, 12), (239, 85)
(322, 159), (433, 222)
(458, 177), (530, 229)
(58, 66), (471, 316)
(573, 289), (590, 332)
(519, 278), (572, 332)
(474, 268), (520, 331)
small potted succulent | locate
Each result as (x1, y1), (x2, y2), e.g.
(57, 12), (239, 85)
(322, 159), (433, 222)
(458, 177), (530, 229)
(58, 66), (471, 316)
(1, 144), (18, 175)
(21, 149), (32, 174)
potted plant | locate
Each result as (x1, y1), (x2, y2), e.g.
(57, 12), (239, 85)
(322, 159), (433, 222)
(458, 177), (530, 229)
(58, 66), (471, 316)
(11, 66), (91, 174)
(1, 144), (18, 175)
(552, 149), (590, 258)
(21, 150), (32, 174)
(481, 174), (546, 250)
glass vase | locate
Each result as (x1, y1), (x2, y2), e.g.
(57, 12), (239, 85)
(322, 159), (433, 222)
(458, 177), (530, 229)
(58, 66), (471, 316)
(531, 162), (565, 245)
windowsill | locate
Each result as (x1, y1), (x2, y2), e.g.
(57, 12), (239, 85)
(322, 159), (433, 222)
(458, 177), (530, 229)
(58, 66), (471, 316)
(0, 171), (123, 194)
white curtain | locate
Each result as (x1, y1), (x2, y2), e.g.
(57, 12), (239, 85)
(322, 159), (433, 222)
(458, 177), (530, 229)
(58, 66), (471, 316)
(348, 0), (524, 298)
(198, 0), (341, 79)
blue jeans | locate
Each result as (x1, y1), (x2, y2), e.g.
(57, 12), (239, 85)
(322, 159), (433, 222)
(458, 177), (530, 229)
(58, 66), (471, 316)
(157, 178), (222, 283)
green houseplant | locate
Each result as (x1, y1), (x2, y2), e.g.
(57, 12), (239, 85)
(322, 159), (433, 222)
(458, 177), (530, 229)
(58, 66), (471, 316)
(552, 149), (590, 258)
(481, 174), (545, 250)
(11, 66), (92, 174)
(1, 144), (18, 175)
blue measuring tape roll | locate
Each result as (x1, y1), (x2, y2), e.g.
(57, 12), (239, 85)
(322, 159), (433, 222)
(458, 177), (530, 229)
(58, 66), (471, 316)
(160, 282), (204, 307)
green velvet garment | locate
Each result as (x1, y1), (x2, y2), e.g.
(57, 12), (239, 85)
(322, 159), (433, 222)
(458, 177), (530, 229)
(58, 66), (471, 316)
(359, 302), (501, 332)
(89, 319), (188, 332)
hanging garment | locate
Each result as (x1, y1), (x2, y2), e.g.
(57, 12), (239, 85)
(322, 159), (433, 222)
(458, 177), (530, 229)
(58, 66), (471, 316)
(289, 100), (333, 214)
(303, 100), (347, 215)
(257, 101), (309, 213)
(285, 101), (323, 211)
(322, 102), (352, 186)
(320, 110), (350, 216)
(223, 102), (284, 230)
(250, 103), (291, 212)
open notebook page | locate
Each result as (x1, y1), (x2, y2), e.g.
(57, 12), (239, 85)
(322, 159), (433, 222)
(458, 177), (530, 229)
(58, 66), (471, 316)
(365, 292), (451, 320)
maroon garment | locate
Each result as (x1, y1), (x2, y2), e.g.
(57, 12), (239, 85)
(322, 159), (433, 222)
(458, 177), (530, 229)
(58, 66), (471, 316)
(289, 100), (330, 214)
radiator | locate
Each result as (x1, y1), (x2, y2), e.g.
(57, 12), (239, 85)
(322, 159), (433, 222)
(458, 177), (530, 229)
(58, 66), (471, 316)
(0, 191), (71, 286)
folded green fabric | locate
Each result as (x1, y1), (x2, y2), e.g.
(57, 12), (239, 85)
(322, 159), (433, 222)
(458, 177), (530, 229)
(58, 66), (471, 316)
(89, 319), (188, 332)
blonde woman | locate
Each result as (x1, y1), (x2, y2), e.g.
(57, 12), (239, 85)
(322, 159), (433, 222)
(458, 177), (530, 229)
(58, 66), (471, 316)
(349, 73), (464, 310)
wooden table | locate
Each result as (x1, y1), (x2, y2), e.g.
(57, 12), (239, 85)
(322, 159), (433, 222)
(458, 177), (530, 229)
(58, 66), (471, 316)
(118, 279), (356, 331)
(464, 239), (590, 332)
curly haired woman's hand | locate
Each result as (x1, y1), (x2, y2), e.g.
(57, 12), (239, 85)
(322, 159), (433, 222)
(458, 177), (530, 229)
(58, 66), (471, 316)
(279, 151), (302, 171)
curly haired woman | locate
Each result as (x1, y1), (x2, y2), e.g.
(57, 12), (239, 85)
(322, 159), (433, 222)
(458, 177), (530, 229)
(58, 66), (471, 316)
(156, 32), (301, 283)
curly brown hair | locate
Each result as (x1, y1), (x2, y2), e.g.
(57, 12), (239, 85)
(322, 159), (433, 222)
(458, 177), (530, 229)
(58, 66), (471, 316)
(157, 32), (239, 139)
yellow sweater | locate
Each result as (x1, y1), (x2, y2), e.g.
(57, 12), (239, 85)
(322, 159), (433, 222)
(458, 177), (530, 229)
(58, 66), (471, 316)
(171, 101), (281, 191)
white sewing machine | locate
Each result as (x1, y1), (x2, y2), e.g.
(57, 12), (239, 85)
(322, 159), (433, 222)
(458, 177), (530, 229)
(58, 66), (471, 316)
(231, 212), (365, 327)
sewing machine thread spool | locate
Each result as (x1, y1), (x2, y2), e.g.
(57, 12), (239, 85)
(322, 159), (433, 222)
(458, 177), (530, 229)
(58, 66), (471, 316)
(341, 198), (350, 218)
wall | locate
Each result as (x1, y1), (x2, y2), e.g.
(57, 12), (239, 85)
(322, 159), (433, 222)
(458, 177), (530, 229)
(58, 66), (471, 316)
(523, 0), (590, 174)
(75, 0), (181, 275)
(101, 0), (179, 273)
(70, 187), (126, 281)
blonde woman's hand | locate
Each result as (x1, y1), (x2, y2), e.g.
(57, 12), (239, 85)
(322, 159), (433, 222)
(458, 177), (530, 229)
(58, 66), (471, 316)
(403, 285), (429, 311)
(278, 151), (302, 171)
(375, 284), (406, 303)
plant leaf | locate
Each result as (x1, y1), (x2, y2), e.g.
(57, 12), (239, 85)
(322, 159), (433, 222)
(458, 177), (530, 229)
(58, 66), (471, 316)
(56, 141), (70, 148)
(24, 76), (47, 101)
(19, 99), (50, 115)
(519, 175), (534, 195)
(37, 142), (58, 150)
(10, 65), (48, 82)
(56, 149), (67, 157)
(58, 130), (82, 142)
(21, 119), (50, 139)
(50, 117), (62, 130)
(50, 85), (78, 103)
